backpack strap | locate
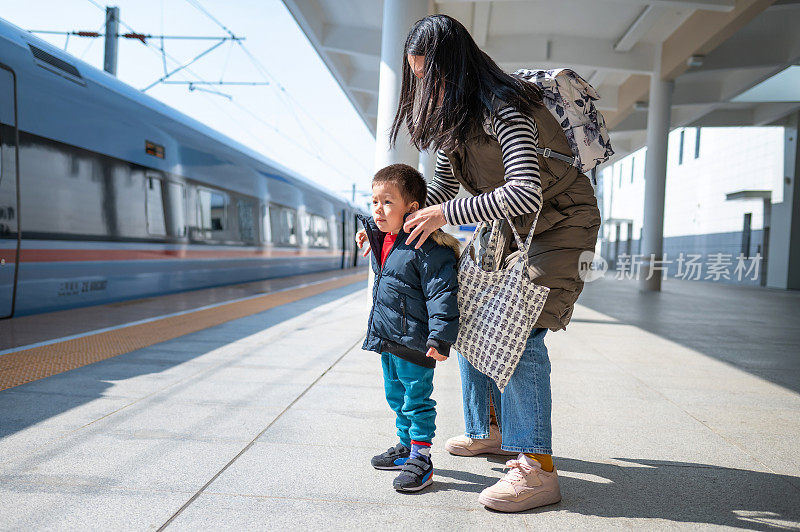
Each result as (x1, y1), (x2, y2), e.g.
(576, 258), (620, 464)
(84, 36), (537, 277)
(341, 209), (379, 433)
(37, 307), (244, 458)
(534, 146), (580, 168)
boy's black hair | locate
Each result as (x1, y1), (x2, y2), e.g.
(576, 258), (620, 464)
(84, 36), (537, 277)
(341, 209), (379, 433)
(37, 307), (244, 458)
(373, 163), (427, 208)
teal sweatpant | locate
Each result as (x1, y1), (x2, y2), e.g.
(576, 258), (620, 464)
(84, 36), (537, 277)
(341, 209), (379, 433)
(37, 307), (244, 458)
(381, 352), (437, 446)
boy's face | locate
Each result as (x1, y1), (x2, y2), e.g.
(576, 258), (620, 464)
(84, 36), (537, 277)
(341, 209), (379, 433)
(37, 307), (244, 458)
(372, 181), (418, 234)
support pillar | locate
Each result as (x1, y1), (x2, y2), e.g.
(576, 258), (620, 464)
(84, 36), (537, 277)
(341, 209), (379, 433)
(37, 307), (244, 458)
(103, 6), (119, 76)
(640, 45), (673, 292)
(373, 0), (427, 172)
(767, 111), (800, 289)
(370, 0), (428, 298)
(418, 149), (434, 182)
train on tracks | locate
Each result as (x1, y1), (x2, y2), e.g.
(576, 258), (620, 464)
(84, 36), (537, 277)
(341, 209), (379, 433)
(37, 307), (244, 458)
(0, 17), (363, 318)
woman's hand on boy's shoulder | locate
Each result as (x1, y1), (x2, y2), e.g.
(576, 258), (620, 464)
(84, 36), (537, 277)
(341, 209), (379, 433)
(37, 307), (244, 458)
(426, 347), (448, 362)
(404, 205), (446, 249)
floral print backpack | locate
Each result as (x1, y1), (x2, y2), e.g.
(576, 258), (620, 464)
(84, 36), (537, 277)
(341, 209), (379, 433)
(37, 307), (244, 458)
(514, 68), (614, 174)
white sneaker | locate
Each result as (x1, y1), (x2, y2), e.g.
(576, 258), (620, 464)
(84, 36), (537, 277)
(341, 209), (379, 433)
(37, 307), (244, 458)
(478, 453), (562, 512)
(444, 424), (517, 456)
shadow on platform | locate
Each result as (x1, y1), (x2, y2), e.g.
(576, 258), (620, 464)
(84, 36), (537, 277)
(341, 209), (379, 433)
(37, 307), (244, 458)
(0, 281), (365, 441)
(577, 275), (800, 394)
(430, 456), (800, 530)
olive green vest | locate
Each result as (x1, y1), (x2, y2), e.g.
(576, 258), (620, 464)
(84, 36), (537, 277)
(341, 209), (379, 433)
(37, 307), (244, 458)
(445, 104), (601, 331)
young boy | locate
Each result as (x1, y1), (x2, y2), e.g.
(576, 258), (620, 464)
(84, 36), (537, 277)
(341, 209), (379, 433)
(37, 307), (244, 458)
(357, 163), (460, 492)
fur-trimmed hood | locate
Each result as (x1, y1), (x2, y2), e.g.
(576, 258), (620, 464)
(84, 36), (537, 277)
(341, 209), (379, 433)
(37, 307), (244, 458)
(429, 229), (461, 259)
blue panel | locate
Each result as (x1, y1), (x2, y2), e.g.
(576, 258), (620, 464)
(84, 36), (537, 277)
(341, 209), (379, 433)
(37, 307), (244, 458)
(13, 256), (344, 316)
(0, 66), (17, 318)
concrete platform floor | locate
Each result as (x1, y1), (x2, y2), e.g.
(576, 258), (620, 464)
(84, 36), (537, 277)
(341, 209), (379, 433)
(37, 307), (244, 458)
(1, 276), (799, 530)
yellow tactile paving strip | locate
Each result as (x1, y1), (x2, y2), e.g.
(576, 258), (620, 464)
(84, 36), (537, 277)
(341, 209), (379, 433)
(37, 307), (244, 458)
(0, 272), (367, 392)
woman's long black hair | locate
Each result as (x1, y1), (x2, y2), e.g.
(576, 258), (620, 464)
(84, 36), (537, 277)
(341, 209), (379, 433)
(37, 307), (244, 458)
(389, 14), (543, 153)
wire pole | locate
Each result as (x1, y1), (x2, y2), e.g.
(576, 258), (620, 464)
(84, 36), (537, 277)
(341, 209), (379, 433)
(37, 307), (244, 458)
(103, 6), (119, 75)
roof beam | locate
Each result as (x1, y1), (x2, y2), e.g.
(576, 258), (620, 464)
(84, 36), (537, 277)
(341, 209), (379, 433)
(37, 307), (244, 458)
(321, 24), (381, 59)
(282, 0), (376, 135)
(347, 68), (379, 95)
(489, 34), (655, 74)
(353, 92), (379, 117)
(660, 0), (776, 80)
(753, 101), (800, 124)
(604, 0), (775, 130)
(588, 71), (609, 87)
(447, 0), (733, 7)
(689, 8), (800, 72)
(615, 6), (666, 52)
(595, 83), (619, 111)
(597, 0), (735, 11)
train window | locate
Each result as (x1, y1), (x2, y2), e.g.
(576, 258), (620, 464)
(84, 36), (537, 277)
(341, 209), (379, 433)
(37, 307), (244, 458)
(300, 213), (312, 246)
(268, 204), (298, 246)
(166, 182), (187, 237)
(306, 214), (331, 248)
(260, 205), (271, 243)
(197, 189), (228, 238)
(145, 175), (166, 236)
(268, 207), (280, 244)
(315, 216), (331, 248)
(237, 199), (256, 242)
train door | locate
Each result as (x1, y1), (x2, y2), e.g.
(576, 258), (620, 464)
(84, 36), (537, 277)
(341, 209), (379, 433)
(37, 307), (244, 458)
(0, 65), (19, 319)
(340, 209), (347, 269)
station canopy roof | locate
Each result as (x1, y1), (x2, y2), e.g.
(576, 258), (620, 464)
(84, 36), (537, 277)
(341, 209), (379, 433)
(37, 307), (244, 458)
(282, 0), (800, 161)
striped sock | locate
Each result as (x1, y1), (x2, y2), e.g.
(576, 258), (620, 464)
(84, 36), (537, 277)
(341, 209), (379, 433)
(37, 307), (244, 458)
(410, 440), (432, 462)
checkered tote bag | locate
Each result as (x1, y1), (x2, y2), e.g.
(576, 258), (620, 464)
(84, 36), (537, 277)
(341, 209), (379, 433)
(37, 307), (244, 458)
(453, 192), (549, 392)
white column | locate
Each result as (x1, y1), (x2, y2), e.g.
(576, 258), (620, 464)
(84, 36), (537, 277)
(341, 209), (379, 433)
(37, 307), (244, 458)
(369, 0), (427, 297)
(418, 149), (434, 182)
(767, 110), (800, 289)
(639, 45), (673, 292)
(373, 0), (428, 172)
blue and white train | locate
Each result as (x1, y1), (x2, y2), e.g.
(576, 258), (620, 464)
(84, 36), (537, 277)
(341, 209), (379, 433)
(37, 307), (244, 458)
(0, 17), (363, 319)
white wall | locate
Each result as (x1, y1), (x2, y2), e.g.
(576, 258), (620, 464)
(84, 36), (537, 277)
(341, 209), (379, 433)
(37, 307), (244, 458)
(601, 126), (784, 243)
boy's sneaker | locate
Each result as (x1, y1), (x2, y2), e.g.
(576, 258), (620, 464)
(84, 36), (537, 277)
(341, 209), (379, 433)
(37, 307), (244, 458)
(393, 457), (433, 492)
(371, 443), (410, 470)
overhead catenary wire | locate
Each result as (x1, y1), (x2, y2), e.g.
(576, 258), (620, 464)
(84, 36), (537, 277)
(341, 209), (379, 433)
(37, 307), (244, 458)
(183, 0), (371, 174)
(79, 0), (357, 193)
(77, 22), (106, 59)
(30, 29), (243, 41)
(77, 1), (363, 197)
(184, 0), (322, 159)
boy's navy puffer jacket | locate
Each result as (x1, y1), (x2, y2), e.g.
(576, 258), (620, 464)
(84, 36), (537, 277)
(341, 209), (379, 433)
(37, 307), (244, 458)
(358, 214), (460, 369)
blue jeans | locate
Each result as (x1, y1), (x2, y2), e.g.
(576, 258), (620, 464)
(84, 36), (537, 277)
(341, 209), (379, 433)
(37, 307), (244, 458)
(381, 352), (437, 446)
(457, 327), (552, 454)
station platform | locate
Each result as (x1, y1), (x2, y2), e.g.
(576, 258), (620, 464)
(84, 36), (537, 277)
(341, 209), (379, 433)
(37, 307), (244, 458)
(1, 272), (799, 530)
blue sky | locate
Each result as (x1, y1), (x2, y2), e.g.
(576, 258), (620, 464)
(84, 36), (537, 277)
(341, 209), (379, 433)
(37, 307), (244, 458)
(0, 0), (376, 204)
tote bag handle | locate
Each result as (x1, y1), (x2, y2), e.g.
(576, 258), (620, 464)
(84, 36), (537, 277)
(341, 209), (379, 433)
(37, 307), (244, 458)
(461, 188), (543, 271)
(495, 188), (541, 269)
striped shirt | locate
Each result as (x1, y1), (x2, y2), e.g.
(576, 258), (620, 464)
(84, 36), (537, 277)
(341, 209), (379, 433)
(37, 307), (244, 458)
(426, 106), (543, 226)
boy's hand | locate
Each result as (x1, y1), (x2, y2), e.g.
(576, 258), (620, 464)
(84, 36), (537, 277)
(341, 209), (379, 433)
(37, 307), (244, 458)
(355, 229), (370, 257)
(426, 347), (447, 362)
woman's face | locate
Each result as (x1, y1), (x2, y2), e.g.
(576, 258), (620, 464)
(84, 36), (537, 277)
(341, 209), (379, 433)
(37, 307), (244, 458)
(407, 54), (444, 106)
(407, 54), (425, 79)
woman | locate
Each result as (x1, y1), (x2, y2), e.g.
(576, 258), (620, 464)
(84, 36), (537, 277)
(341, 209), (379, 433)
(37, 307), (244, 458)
(361, 14), (600, 512)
